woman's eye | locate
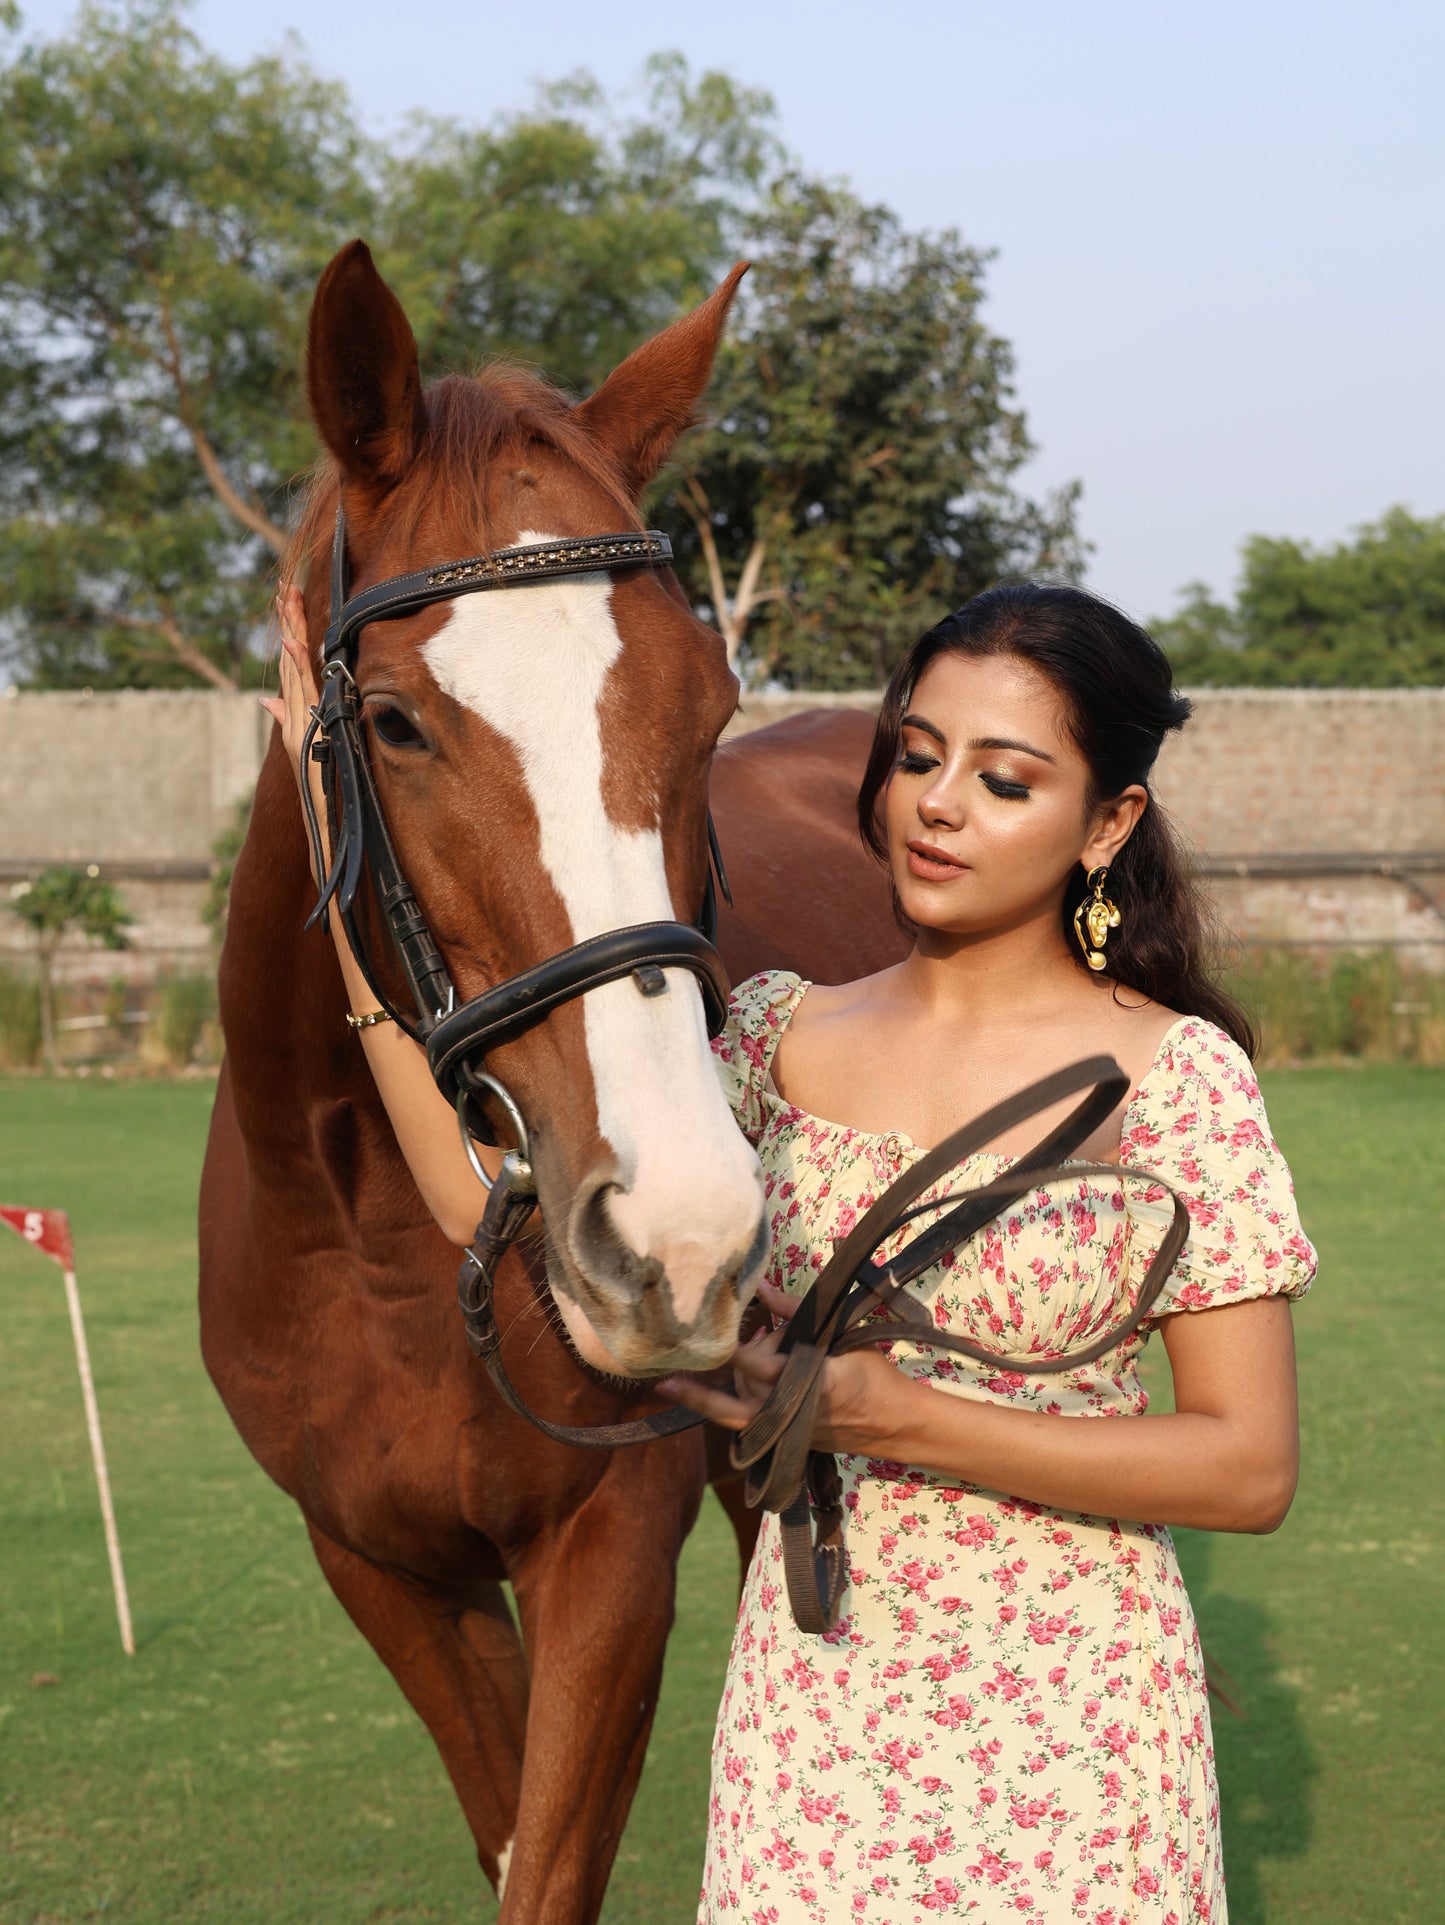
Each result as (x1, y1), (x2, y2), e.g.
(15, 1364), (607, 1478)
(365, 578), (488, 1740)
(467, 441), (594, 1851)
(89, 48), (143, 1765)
(898, 749), (940, 775)
(980, 771), (1031, 800)
(369, 705), (423, 748)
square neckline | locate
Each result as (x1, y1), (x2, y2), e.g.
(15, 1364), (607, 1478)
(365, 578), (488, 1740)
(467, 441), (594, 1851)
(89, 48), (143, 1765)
(753, 971), (1194, 1166)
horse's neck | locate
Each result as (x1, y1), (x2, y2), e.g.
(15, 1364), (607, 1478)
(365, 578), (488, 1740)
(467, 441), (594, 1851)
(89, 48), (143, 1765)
(221, 743), (384, 1139)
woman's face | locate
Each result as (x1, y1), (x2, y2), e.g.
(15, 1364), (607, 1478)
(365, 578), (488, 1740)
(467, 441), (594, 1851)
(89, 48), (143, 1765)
(882, 650), (1141, 945)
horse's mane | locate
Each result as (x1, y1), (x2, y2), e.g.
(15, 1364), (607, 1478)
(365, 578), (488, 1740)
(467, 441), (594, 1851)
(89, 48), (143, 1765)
(285, 363), (639, 589)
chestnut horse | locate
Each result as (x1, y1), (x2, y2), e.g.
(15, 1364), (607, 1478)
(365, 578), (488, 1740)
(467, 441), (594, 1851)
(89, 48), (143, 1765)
(199, 242), (902, 1921)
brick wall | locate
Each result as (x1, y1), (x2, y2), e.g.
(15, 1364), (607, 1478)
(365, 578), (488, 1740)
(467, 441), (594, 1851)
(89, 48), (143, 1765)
(2, 685), (1441, 980)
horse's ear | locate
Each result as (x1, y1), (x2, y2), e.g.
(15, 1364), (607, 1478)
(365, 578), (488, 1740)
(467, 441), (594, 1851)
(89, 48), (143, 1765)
(576, 263), (749, 498)
(306, 240), (427, 487)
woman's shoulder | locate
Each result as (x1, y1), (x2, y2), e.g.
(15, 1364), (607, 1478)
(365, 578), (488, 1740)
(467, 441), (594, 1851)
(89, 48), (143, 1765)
(1122, 1011), (1278, 1172)
(726, 967), (808, 1036)
(710, 969), (809, 1139)
(1138, 1013), (1261, 1111)
(1122, 1014), (1317, 1311)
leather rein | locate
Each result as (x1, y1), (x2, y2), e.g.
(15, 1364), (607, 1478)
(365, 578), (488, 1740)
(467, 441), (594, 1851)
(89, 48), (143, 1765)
(455, 1054), (1190, 1634)
(300, 506), (1191, 1637)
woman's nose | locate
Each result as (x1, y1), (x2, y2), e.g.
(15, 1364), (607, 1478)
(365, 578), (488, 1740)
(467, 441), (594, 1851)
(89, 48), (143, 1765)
(918, 773), (965, 827)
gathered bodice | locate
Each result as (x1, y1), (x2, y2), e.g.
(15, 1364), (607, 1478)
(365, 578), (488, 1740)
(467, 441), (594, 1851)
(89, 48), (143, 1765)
(712, 970), (1316, 1424)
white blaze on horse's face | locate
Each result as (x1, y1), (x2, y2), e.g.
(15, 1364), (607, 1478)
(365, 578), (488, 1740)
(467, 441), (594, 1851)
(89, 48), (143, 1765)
(423, 535), (764, 1368)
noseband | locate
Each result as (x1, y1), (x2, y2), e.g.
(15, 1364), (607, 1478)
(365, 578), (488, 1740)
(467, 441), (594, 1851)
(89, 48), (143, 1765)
(301, 508), (732, 1151)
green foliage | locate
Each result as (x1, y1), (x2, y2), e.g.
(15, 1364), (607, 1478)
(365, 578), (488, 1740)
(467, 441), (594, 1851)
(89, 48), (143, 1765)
(0, 962), (41, 1067)
(8, 865), (132, 949)
(9, 864), (132, 1068)
(382, 54), (777, 394)
(0, 6), (1076, 694)
(0, 7), (775, 690)
(664, 175), (1083, 689)
(149, 968), (214, 1066)
(1227, 946), (1445, 1065)
(1157, 507), (1445, 686)
(201, 792), (252, 938)
(0, 0), (369, 690)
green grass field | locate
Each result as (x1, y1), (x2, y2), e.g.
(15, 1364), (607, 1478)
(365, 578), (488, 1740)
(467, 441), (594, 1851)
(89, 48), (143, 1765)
(0, 1069), (1440, 1923)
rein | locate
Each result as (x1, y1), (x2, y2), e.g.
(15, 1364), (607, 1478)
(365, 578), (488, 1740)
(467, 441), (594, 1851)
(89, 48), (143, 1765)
(455, 1055), (1190, 1633)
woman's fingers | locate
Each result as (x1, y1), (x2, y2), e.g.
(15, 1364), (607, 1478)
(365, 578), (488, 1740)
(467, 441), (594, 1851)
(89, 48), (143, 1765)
(265, 585), (332, 886)
(756, 1282), (798, 1322)
(654, 1375), (762, 1432)
(277, 583), (307, 657)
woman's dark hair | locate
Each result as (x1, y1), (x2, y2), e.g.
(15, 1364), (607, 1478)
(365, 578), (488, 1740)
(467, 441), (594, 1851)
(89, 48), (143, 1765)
(857, 582), (1256, 1055)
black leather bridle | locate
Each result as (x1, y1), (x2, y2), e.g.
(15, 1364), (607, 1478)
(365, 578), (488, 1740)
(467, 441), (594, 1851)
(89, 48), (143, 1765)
(300, 507), (733, 1148)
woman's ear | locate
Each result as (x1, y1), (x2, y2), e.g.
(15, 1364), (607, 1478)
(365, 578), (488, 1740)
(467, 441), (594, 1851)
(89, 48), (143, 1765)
(1081, 785), (1148, 870)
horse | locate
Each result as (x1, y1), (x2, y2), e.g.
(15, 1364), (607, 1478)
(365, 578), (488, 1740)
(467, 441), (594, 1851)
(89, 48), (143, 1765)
(199, 240), (903, 1923)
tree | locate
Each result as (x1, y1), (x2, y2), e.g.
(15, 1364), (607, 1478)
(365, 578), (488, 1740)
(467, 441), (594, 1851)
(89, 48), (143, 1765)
(0, 7), (774, 688)
(660, 176), (1083, 688)
(1, 7), (1078, 693)
(0, 0), (370, 688)
(381, 55), (777, 394)
(1156, 507), (1445, 687)
(9, 866), (132, 1070)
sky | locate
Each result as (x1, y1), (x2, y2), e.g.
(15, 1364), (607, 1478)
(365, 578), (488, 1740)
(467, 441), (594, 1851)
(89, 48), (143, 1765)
(27, 0), (1445, 619)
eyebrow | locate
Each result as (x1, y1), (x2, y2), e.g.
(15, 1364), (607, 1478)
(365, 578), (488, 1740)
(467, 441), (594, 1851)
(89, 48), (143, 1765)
(900, 713), (1057, 764)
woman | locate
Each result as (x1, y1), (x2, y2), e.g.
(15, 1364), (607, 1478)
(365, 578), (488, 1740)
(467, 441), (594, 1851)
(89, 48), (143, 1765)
(269, 582), (1313, 1924)
(656, 585), (1314, 1925)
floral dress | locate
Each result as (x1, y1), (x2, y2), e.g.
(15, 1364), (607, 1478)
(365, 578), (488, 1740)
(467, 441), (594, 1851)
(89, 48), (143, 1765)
(699, 971), (1315, 1925)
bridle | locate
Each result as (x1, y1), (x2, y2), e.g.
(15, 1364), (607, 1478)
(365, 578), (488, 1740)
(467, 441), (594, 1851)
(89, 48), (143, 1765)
(300, 506), (733, 1141)
(300, 505), (1190, 1639)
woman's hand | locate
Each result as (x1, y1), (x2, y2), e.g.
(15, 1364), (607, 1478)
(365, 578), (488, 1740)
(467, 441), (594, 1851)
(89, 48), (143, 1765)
(657, 1282), (920, 1457)
(260, 586), (329, 885)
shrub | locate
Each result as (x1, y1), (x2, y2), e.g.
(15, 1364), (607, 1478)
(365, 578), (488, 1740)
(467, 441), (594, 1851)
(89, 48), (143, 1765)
(1228, 947), (1445, 1066)
(0, 966), (42, 1069)
(151, 972), (216, 1069)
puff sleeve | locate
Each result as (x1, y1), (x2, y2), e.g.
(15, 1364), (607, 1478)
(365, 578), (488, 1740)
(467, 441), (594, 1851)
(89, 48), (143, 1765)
(1122, 1019), (1317, 1318)
(709, 969), (805, 1146)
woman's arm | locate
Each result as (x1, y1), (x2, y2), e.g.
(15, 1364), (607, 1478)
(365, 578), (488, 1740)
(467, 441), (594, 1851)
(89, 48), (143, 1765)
(265, 590), (498, 1244)
(661, 1284), (1299, 1534)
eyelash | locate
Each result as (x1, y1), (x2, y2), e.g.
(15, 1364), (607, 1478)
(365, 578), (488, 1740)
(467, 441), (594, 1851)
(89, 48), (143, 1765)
(897, 750), (1032, 801)
(980, 772), (1031, 801)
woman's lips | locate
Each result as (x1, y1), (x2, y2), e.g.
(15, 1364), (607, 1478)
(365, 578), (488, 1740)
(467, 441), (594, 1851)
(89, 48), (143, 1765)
(905, 840), (969, 882)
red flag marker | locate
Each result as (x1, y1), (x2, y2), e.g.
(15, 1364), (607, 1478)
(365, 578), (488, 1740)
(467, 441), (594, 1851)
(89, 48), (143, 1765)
(1, 1208), (135, 1655)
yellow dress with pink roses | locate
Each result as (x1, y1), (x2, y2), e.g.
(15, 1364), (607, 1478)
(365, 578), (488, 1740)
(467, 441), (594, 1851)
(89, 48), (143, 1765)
(698, 972), (1315, 1925)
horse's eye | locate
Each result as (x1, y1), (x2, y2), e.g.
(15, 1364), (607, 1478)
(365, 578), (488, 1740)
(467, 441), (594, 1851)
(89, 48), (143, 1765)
(369, 704), (423, 748)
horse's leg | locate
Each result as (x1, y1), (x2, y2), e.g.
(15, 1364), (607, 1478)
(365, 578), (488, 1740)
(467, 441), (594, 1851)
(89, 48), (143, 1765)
(306, 1524), (528, 1894)
(497, 1446), (703, 1925)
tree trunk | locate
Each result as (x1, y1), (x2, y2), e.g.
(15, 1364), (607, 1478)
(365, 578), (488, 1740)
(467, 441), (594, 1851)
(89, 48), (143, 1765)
(37, 936), (58, 1075)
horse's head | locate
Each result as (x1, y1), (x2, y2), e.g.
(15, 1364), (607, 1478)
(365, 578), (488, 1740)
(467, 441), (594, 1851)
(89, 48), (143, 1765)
(297, 240), (765, 1377)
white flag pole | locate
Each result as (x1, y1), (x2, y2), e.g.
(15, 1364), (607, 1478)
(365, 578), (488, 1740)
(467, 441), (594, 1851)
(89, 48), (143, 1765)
(59, 1263), (135, 1657)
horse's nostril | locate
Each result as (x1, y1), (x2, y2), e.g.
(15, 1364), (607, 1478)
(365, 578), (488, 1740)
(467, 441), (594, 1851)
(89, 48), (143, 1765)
(569, 1174), (633, 1287)
(566, 1165), (763, 1333)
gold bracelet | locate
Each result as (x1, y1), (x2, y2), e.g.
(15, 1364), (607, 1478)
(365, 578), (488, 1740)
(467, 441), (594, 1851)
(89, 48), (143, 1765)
(345, 1008), (394, 1031)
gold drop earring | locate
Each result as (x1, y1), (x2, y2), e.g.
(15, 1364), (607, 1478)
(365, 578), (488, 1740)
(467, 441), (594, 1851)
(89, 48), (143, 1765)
(1073, 865), (1121, 972)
